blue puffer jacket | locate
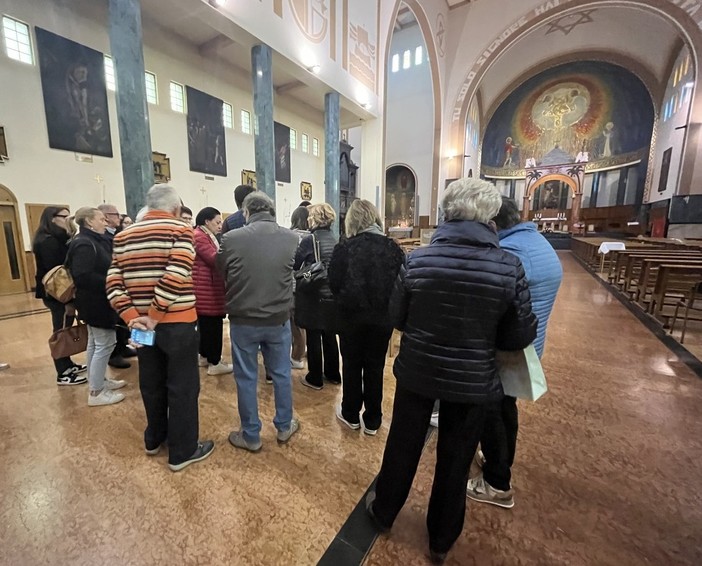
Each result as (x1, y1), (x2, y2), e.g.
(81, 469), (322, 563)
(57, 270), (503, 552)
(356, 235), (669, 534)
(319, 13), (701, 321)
(498, 222), (562, 358)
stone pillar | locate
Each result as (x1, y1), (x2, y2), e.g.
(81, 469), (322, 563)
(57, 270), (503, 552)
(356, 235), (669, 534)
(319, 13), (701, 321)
(251, 44), (275, 201)
(571, 191), (583, 228)
(108, 0), (153, 219)
(324, 92), (340, 237)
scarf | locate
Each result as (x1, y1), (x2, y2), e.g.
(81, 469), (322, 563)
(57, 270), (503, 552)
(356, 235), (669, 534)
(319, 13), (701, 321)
(358, 224), (384, 236)
(200, 225), (220, 248)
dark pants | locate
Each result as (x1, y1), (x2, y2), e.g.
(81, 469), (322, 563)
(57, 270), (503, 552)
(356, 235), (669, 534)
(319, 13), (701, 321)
(339, 323), (392, 430)
(111, 325), (130, 359)
(305, 329), (340, 386)
(43, 297), (74, 374)
(198, 315), (223, 365)
(136, 322), (200, 465)
(373, 384), (486, 554)
(480, 395), (518, 491)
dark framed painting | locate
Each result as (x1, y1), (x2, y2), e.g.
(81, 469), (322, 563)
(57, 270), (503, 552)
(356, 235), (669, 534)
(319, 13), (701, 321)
(35, 28), (113, 157)
(241, 169), (257, 189)
(658, 147), (672, 193)
(274, 121), (291, 183)
(186, 86), (227, 176)
(300, 181), (312, 201)
(0, 126), (7, 160)
(152, 151), (171, 183)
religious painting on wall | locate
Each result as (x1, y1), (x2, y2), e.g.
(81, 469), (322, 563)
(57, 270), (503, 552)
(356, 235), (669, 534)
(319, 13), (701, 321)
(274, 121), (291, 183)
(35, 28), (113, 157)
(658, 147), (672, 193)
(0, 127), (8, 161)
(300, 181), (312, 201)
(482, 61), (655, 173)
(152, 152), (170, 183)
(385, 165), (416, 228)
(532, 180), (570, 211)
(186, 86), (227, 177)
(241, 169), (257, 189)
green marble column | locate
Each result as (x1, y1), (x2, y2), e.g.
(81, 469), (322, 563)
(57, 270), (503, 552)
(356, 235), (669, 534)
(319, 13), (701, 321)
(108, 0), (153, 219)
(251, 44), (275, 201)
(325, 92), (340, 237)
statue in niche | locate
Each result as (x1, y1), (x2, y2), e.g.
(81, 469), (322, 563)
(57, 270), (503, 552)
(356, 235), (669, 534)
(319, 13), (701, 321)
(385, 166), (416, 227)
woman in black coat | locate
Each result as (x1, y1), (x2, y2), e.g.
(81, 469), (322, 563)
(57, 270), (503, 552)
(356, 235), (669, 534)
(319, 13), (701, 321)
(366, 179), (537, 564)
(67, 207), (126, 407)
(294, 203), (340, 389)
(328, 200), (404, 435)
(32, 206), (86, 385)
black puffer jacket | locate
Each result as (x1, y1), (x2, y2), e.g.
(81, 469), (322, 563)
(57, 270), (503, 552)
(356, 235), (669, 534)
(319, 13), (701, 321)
(328, 231), (405, 330)
(294, 227), (338, 331)
(390, 220), (537, 404)
(67, 229), (119, 329)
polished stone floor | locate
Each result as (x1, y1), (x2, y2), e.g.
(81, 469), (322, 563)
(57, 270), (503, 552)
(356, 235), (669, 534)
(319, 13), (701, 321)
(1, 252), (702, 566)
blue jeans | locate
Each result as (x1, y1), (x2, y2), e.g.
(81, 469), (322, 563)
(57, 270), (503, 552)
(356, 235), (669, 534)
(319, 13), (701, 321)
(229, 321), (293, 443)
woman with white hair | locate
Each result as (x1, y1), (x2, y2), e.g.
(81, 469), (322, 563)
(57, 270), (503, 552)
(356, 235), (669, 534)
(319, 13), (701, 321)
(294, 203), (341, 389)
(328, 199), (404, 435)
(365, 178), (537, 564)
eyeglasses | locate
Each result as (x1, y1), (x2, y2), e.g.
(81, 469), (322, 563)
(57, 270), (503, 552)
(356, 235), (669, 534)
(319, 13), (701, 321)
(104, 212), (120, 216)
(54, 214), (69, 219)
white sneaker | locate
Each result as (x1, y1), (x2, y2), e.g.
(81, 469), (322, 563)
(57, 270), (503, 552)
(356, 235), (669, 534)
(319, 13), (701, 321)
(104, 378), (126, 390)
(430, 411), (439, 428)
(291, 358), (305, 370)
(198, 355), (208, 367)
(88, 389), (125, 407)
(207, 362), (233, 376)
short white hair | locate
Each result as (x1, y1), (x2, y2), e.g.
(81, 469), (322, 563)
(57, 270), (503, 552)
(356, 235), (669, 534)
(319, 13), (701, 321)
(146, 184), (181, 213)
(442, 178), (502, 223)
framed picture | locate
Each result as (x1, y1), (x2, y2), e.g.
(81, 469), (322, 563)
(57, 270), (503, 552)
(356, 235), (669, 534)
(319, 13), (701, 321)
(0, 126), (8, 160)
(241, 169), (257, 189)
(658, 147), (672, 193)
(152, 151), (170, 183)
(274, 121), (291, 183)
(186, 86), (227, 177)
(300, 181), (312, 201)
(35, 28), (113, 157)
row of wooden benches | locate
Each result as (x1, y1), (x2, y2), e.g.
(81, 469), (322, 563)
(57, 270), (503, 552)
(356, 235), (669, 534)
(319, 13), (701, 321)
(572, 238), (702, 342)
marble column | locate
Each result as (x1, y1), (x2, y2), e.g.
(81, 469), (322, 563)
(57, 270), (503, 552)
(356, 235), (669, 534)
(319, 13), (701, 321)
(324, 92), (340, 237)
(251, 44), (275, 201)
(108, 0), (153, 219)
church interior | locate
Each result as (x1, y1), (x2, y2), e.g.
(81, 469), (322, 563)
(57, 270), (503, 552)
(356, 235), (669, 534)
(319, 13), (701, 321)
(2, 0), (702, 565)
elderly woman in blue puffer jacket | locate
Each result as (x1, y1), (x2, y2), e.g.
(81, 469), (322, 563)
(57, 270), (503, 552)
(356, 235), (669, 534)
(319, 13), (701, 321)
(467, 196), (562, 510)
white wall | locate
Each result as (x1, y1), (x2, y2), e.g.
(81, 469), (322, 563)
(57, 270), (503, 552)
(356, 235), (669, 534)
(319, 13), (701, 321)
(649, 46), (694, 203)
(0, 0), (326, 247)
(384, 25), (433, 219)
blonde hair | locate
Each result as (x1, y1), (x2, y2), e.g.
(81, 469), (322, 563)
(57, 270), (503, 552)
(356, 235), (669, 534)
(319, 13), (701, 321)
(442, 178), (501, 223)
(65, 215), (79, 238)
(73, 207), (101, 229)
(345, 199), (382, 237)
(307, 203), (336, 230)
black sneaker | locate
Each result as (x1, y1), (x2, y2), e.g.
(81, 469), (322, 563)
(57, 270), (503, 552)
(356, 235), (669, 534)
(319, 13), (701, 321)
(57, 367), (87, 386)
(168, 440), (215, 472)
(265, 375), (273, 384)
(71, 363), (88, 374)
(324, 374), (341, 385)
(108, 356), (131, 369)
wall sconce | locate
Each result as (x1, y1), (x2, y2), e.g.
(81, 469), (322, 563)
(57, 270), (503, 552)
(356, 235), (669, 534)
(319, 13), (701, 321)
(307, 64), (321, 74)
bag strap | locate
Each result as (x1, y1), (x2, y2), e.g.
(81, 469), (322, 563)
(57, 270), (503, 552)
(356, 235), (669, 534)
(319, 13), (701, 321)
(312, 234), (321, 263)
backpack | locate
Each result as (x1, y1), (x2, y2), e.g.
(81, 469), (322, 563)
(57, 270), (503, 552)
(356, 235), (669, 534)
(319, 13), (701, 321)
(42, 265), (75, 303)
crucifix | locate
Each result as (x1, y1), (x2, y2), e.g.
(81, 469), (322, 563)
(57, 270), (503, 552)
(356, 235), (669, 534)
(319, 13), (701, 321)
(94, 174), (106, 203)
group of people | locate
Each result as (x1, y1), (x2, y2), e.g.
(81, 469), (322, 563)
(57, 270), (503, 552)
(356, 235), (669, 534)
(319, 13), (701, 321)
(31, 176), (562, 564)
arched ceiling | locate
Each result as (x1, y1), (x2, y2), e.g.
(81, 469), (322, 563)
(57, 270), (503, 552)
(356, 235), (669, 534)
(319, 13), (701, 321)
(476, 6), (685, 125)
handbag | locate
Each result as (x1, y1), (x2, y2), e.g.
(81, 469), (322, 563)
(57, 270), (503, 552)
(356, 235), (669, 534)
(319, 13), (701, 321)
(295, 234), (328, 291)
(42, 265), (75, 303)
(48, 307), (88, 359)
(496, 344), (548, 401)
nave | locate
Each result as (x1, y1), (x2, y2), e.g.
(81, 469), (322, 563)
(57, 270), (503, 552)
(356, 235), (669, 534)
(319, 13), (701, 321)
(1, 252), (701, 566)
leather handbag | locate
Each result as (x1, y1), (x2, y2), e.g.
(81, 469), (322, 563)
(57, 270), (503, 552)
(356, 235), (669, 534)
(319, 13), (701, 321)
(496, 344), (548, 401)
(42, 264), (75, 303)
(48, 307), (88, 359)
(295, 235), (328, 292)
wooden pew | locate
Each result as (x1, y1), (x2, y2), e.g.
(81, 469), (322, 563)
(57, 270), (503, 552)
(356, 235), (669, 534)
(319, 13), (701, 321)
(607, 248), (676, 284)
(619, 252), (702, 294)
(633, 257), (702, 303)
(647, 264), (702, 322)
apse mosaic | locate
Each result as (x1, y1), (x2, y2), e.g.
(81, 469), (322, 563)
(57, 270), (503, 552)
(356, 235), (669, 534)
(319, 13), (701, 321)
(482, 61), (655, 173)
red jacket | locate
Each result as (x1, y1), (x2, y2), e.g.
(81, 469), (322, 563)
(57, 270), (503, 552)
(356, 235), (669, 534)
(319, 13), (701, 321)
(192, 226), (226, 316)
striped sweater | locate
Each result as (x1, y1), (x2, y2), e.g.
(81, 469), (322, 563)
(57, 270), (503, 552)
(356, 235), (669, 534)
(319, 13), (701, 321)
(106, 210), (197, 324)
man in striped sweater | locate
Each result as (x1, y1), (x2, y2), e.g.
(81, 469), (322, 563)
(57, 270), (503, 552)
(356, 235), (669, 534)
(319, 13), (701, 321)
(107, 184), (215, 472)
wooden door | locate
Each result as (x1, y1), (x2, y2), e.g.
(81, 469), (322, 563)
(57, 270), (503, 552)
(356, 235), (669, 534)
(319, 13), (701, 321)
(0, 205), (25, 294)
